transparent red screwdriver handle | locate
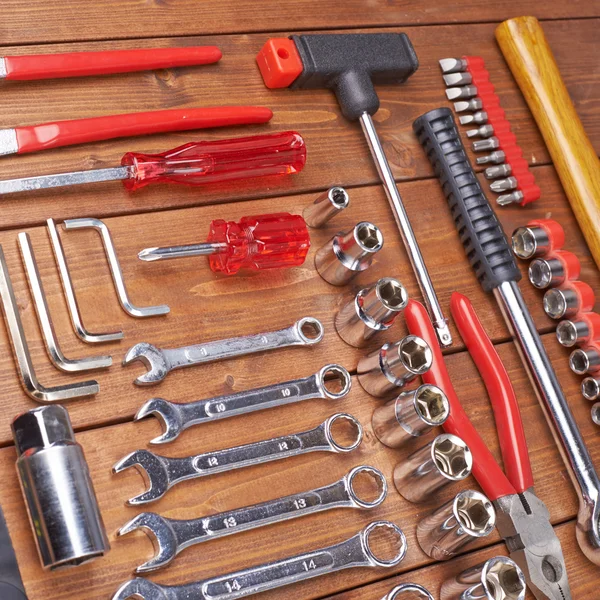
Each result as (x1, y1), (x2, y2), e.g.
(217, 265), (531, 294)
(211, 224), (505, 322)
(121, 131), (306, 191)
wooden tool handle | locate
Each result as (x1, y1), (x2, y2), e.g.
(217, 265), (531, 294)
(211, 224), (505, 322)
(496, 16), (600, 269)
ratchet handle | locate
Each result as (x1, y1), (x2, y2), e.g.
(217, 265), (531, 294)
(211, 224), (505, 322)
(3, 47), (222, 80)
(413, 108), (520, 292)
(14, 106), (273, 154)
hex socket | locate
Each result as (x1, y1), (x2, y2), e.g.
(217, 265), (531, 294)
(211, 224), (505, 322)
(569, 345), (600, 375)
(511, 226), (550, 259)
(335, 278), (408, 347)
(592, 402), (600, 426)
(582, 377), (600, 401)
(358, 335), (432, 398)
(543, 281), (595, 320)
(303, 187), (349, 228)
(416, 489), (496, 560)
(440, 556), (526, 600)
(372, 385), (450, 448)
(315, 221), (383, 285)
(393, 433), (472, 503)
(11, 405), (109, 570)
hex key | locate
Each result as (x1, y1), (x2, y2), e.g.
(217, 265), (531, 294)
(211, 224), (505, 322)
(62, 218), (170, 318)
(47, 218), (123, 343)
(0, 245), (98, 402)
(18, 232), (112, 372)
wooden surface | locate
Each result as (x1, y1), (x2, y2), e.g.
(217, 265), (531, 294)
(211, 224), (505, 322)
(0, 3), (598, 599)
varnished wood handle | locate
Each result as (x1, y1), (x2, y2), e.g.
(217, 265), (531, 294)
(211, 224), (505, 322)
(496, 16), (600, 269)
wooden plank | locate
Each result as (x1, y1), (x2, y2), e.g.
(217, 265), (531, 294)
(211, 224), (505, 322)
(0, 170), (596, 442)
(326, 520), (598, 599)
(1, 2), (598, 45)
(0, 337), (597, 600)
(0, 20), (597, 228)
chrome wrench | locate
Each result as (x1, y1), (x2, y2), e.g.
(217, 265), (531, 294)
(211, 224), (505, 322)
(136, 364), (351, 444)
(112, 520), (407, 600)
(113, 413), (363, 504)
(123, 317), (324, 385)
(120, 466), (387, 573)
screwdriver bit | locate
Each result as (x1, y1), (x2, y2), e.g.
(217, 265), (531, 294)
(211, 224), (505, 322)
(454, 99), (483, 112)
(472, 137), (500, 152)
(485, 164), (512, 179)
(475, 151), (506, 165)
(490, 177), (518, 192)
(497, 191), (524, 206)
(466, 125), (495, 138)
(439, 58), (469, 74)
(459, 112), (488, 125)
(443, 72), (472, 86)
(445, 85), (478, 100)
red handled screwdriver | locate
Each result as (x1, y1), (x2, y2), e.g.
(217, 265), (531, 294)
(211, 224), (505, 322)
(138, 213), (310, 275)
(0, 130), (305, 194)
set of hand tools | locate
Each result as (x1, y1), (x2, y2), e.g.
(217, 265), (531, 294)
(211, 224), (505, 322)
(1, 12), (598, 600)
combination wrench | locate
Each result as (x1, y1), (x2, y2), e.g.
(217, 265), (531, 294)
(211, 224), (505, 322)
(113, 413), (363, 504)
(136, 364), (352, 444)
(120, 466), (387, 573)
(123, 317), (324, 385)
(112, 520), (407, 600)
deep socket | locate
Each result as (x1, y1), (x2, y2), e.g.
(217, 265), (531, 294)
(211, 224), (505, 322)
(315, 222), (383, 285)
(393, 433), (472, 503)
(372, 384), (449, 448)
(303, 187), (349, 228)
(335, 278), (408, 347)
(357, 335), (432, 398)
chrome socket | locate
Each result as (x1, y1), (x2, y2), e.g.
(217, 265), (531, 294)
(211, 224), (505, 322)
(543, 288), (579, 320)
(335, 278), (408, 347)
(511, 226), (551, 259)
(569, 347), (600, 375)
(416, 489), (496, 560)
(556, 319), (589, 347)
(582, 377), (600, 401)
(528, 257), (565, 289)
(393, 433), (472, 503)
(440, 555), (526, 600)
(303, 187), (349, 228)
(315, 221), (383, 285)
(357, 335), (432, 398)
(372, 385), (449, 448)
(592, 403), (600, 426)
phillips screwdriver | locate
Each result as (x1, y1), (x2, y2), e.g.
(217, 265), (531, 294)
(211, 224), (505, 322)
(0, 131), (305, 195)
(138, 213), (311, 275)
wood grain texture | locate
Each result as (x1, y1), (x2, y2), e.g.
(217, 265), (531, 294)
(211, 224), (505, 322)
(0, 1), (598, 45)
(0, 20), (597, 228)
(496, 16), (600, 270)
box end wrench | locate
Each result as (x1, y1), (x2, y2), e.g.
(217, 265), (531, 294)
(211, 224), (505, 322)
(113, 413), (363, 505)
(123, 317), (324, 385)
(119, 466), (387, 573)
(136, 364), (351, 444)
(112, 521), (406, 600)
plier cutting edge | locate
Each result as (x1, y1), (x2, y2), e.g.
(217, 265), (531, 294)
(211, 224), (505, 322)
(405, 293), (571, 600)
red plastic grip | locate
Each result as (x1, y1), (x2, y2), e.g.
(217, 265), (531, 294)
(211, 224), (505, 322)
(14, 106), (273, 154)
(464, 56), (486, 71)
(551, 250), (581, 282)
(121, 131), (306, 191)
(573, 312), (600, 345)
(528, 219), (565, 252)
(567, 281), (596, 313)
(256, 38), (303, 89)
(206, 213), (310, 274)
(451, 293), (534, 494)
(405, 299), (515, 501)
(4, 47), (222, 80)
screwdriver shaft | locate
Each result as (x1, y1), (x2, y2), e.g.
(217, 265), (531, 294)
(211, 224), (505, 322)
(138, 242), (228, 261)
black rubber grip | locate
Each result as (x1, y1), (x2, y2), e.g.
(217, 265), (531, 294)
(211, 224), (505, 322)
(413, 107), (521, 292)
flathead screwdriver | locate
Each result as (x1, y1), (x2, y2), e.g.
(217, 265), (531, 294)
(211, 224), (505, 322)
(0, 131), (306, 195)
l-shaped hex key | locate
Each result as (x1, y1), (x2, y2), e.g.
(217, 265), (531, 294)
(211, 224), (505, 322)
(62, 217), (169, 318)
(0, 245), (98, 402)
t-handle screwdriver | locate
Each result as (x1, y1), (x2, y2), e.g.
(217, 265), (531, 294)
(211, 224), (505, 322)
(139, 213), (310, 275)
(0, 130), (305, 195)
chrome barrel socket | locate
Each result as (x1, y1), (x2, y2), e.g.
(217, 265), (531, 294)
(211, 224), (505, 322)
(357, 335), (432, 398)
(393, 433), (472, 503)
(303, 187), (349, 228)
(582, 377), (600, 401)
(569, 346), (600, 376)
(335, 277), (407, 347)
(416, 489), (496, 560)
(440, 555), (526, 600)
(372, 384), (449, 448)
(512, 226), (551, 260)
(315, 221), (383, 285)
(529, 257), (564, 289)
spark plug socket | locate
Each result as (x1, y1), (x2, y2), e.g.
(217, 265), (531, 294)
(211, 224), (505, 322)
(372, 384), (449, 448)
(335, 277), (408, 347)
(357, 335), (432, 398)
(315, 221), (383, 285)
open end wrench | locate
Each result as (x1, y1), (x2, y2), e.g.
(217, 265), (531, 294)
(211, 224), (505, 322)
(136, 364), (351, 444)
(123, 317), (325, 386)
(120, 466), (387, 573)
(0, 245), (98, 402)
(18, 232), (112, 371)
(113, 413), (363, 505)
(62, 217), (170, 318)
(112, 521), (407, 600)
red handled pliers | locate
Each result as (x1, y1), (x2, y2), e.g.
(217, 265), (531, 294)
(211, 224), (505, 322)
(405, 293), (571, 600)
